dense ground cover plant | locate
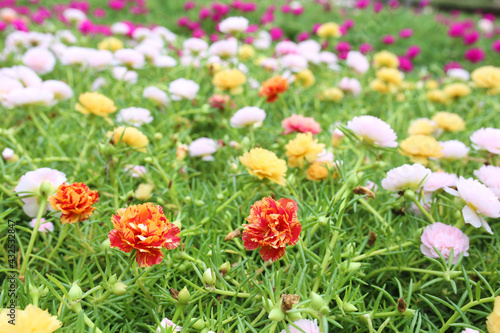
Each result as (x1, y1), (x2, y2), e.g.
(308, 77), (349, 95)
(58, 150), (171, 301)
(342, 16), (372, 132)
(0, 0), (500, 332)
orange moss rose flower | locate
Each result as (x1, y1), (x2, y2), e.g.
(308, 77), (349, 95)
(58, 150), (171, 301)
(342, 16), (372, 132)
(108, 203), (180, 267)
(49, 182), (99, 224)
(258, 76), (289, 103)
(242, 197), (301, 261)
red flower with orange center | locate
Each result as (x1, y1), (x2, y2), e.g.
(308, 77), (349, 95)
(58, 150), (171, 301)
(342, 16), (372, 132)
(49, 182), (99, 224)
(258, 76), (289, 103)
(242, 197), (301, 261)
(108, 203), (180, 267)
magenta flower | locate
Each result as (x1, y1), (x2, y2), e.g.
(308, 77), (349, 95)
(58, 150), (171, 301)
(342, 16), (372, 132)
(177, 16), (190, 27)
(297, 31), (310, 42)
(463, 31), (480, 45)
(492, 40), (500, 53)
(270, 27), (284, 41)
(382, 35), (396, 44)
(108, 0), (126, 11)
(246, 24), (259, 33)
(464, 47), (485, 63)
(260, 12), (274, 25)
(281, 4), (291, 13)
(192, 29), (205, 38)
(398, 56), (413, 72)
(448, 22), (465, 37)
(355, 0), (370, 9)
(312, 23), (321, 34)
(359, 43), (374, 54)
(443, 61), (462, 72)
(184, 1), (195, 10)
(420, 223), (469, 264)
(374, 2), (383, 13)
(399, 28), (413, 38)
(406, 45), (421, 59)
(388, 0), (400, 8)
(199, 7), (211, 20)
(93, 8), (106, 18)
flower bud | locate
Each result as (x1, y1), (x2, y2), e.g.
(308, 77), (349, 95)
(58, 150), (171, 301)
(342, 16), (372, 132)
(111, 281), (127, 296)
(230, 163), (238, 172)
(39, 181), (54, 198)
(343, 302), (358, 312)
(263, 298), (274, 311)
(100, 238), (111, 249)
(404, 189), (416, 200)
(108, 274), (118, 285)
(203, 268), (216, 285)
(178, 287), (191, 305)
(192, 318), (206, 330)
(268, 307), (285, 322)
(154, 133), (163, 141)
(402, 309), (416, 318)
(310, 292), (325, 310)
(286, 311), (302, 321)
(195, 200), (205, 206)
(338, 261), (362, 273)
(144, 156), (153, 164)
(318, 216), (328, 226)
(319, 305), (330, 315)
(68, 282), (83, 301)
(219, 261), (231, 275)
(184, 196), (192, 203)
(173, 220), (182, 230)
(216, 193), (224, 200)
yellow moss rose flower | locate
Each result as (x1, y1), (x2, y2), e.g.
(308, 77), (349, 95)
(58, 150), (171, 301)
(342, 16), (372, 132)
(107, 126), (149, 152)
(238, 44), (255, 60)
(425, 80), (439, 90)
(76, 92), (117, 117)
(373, 50), (399, 68)
(370, 79), (394, 94)
(408, 118), (438, 136)
(239, 148), (287, 185)
(213, 69), (247, 94)
(135, 183), (154, 201)
(295, 69), (315, 88)
(98, 37), (124, 52)
(0, 304), (62, 333)
(400, 135), (443, 165)
(426, 90), (449, 104)
(432, 111), (465, 132)
(317, 22), (340, 38)
(376, 68), (403, 85)
(487, 296), (500, 333)
(471, 66), (500, 94)
(320, 87), (344, 102)
(443, 83), (471, 98)
(306, 161), (337, 181)
(285, 132), (325, 168)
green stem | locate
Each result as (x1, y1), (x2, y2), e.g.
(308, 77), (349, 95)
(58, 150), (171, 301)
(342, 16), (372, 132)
(439, 296), (496, 333)
(411, 197), (436, 224)
(212, 288), (251, 298)
(20, 195), (47, 276)
(47, 224), (69, 260)
(351, 241), (414, 262)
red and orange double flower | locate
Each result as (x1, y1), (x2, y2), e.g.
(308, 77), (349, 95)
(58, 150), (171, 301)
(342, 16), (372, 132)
(108, 203), (180, 267)
(49, 182), (99, 224)
(242, 197), (301, 261)
(258, 76), (289, 103)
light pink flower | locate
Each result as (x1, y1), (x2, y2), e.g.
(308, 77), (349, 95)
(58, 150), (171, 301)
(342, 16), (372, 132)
(424, 172), (458, 193)
(338, 77), (362, 96)
(209, 38), (238, 58)
(189, 138), (218, 161)
(41, 80), (73, 101)
(316, 149), (334, 163)
(230, 107), (266, 128)
(470, 127), (500, 154)
(29, 218), (54, 233)
(0, 65), (42, 87)
(280, 319), (320, 333)
(22, 47), (56, 75)
(420, 222), (469, 264)
(381, 164), (431, 192)
(445, 177), (500, 234)
(157, 317), (182, 332)
(2, 148), (14, 161)
(15, 168), (67, 217)
(275, 41), (299, 56)
(143, 86), (169, 106)
(114, 49), (145, 68)
(461, 329), (479, 333)
(282, 114), (321, 135)
(86, 50), (113, 70)
(183, 38), (208, 54)
(439, 140), (470, 159)
(154, 55), (177, 68)
(112, 66), (138, 84)
(281, 54), (308, 72)
(474, 165), (500, 198)
(117, 107), (153, 126)
(169, 78), (199, 100)
(125, 165), (147, 178)
(219, 16), (249, 34)
(346, 51), (370, 74)
(3, 87), (54, 108)
(318, 51), (338, 66)
(347, 115), (397, 147)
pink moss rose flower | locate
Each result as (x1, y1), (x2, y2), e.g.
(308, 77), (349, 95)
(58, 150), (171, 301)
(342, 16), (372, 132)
(420, 222), (469, 264)
(347, 115), (397, 147)
(280, 319), (320, 333)
(470, 128), (500, 154)
(29, 218), (54, 233)
(445, 177), (500, 234)
(423, 172), (458, 193)
(464, 47), (485, 63)
(382, 163), (431, 192)
(439, 140), (470, 159)
(474, 165), (500, 198)
(282, 114), (321, 135)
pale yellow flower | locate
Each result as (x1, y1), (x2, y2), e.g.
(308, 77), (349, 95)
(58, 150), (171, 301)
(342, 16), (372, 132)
(0, 304), (62, 333)
(213, 69), (247, 94)
(106, 126), (149, 152)
(75, 92), (117, 117)
(239, 148), (287, 185)
(432, 112), (465, 132)
(317, 22), (340, 38)
(285, 132), (325, 168)
(400, 135), (443, 165)
(373, 50), (399, 68)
